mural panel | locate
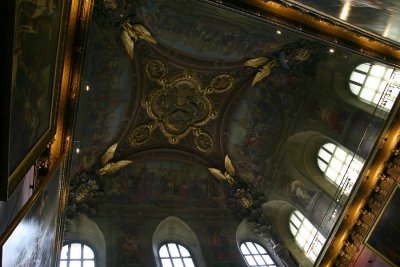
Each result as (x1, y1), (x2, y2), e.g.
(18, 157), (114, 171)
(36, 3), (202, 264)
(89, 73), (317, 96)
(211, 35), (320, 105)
(137, 0), (301, 61)
(71, 8), (132, 176)
(104, 160), (227, 209)
(227, 51), (309, 188)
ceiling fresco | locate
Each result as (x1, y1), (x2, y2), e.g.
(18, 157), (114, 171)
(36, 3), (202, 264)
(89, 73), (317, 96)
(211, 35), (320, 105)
(66, 0), (394, 265)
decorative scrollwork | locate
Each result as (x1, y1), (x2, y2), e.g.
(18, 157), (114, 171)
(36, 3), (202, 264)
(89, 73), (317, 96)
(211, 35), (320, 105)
(193, 129), (213, 153)
(206, 73), (235, 94)
(129, 122), (156, 146)
(145, 58), (168, 81)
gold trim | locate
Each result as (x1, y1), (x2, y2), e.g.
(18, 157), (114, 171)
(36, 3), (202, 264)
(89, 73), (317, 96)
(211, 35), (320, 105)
(2, 0), (71, 200)
(232, 0), (400, 63)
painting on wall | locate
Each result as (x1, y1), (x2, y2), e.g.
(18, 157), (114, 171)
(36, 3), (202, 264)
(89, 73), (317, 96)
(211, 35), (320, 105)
(1, 158), (65, 267)
(104, 160), (228, 208)
(1, 0), (69, 200)
(117, 228), (142, 266)
(208, 227), (231, 262)
(366, 186), (400, 266)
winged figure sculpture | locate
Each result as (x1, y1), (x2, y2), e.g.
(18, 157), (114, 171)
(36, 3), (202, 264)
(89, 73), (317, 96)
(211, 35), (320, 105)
(244, 57), (277, 87)
(208, 155), (236, 185)
(97, 143), (132, 176)
(120, 22), (157, 59)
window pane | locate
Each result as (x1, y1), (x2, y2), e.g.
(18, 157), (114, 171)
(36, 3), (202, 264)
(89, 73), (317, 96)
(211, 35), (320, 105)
(60, 262), (68, 267)
(161, 259), (173, 267)
(83, 245), (94, 259)
(290, 210), (326, 263)
(168, 243), (180, 257)
(349, 83), (361, 95)
(61, 245), (69, 259)
(172, 258), (184, 267)
(290, 223), (297, 236)
(318, 149), (331, 162)
(360, 87), (376, 101)
(324, 143), (335, 152)
(69, 260), (82, 267)
(333, 147), (346, 159)
(240, 243), (250, 255)
(356, 63), (370, 72)
(254, 255), (265, 265)
(371, 64), (386, 76)
(290, 214), (301, 228)
(159, 245), (169, 258)
(350, 71), (366, 84)
(262, 255), (274, 265)
(70, 243), (82, 259)
(245, 255), (257, 265)
(254, 243), (266, 254)
(317, 160), (327, 172)
(246, 242), (258, 254)
(183, 258), (195, 267)
(83, 260), (95, 267)
(178, 245), (190, 257)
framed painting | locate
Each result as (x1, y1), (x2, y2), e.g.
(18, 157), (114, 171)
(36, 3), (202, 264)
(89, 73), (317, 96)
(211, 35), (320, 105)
(0, 0), (69, 200)
(0, 157), (67, 267)
(365, 185), (400, 266)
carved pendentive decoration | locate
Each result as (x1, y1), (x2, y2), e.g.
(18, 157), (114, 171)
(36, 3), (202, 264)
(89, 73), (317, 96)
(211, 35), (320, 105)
(129, 58), (235, 153)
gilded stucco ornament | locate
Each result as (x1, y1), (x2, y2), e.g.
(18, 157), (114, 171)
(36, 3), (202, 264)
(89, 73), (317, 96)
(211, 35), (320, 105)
(208, 155), (253, 208)
(129, 58), (234, 153)
(120, 22), (157, 59)
(244, 48), (310, 87)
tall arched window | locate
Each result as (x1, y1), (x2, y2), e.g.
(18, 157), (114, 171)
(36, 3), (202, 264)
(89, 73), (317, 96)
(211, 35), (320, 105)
(240, 241), (276, 267)
(60, 242), (96, 267)
(289, 210), (326, 262)
(159, 242), (196, 267)
(317, 142), (364, 194)
(349, 62), (400, 111)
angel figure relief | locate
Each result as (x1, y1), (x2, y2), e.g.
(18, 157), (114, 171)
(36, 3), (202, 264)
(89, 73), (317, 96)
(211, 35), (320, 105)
(67, 143), (133, 219)
(208, 155), (253, 209)
(244, 48), (310, 87)
(97, 143), (133, 176)
(120, 21), (157, 59)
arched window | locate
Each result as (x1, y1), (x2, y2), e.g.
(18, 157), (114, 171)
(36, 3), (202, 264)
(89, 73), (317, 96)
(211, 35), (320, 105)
(158, 242), (196, 267)
(240, 241), (276, 267)
(317, 142), (364, 194)
(60, 242), (96, 267)
(290, 210), (326, 262)
(349, 62), (400, 111)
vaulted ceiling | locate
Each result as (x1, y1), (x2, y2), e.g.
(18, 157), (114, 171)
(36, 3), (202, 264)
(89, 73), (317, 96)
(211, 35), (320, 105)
(64, 0), (400, 266)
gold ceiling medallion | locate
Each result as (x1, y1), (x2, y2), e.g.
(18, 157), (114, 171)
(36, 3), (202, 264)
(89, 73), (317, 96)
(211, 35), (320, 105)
(129, 58), (234, 152)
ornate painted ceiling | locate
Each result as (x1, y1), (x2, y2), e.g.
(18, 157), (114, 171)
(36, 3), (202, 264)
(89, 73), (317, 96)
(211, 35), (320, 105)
(65, 0), (397, 266)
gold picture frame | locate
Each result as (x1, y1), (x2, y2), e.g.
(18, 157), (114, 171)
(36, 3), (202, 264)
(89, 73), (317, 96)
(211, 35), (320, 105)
(1, 0), (70, 200)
